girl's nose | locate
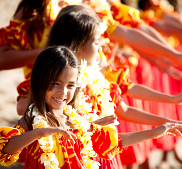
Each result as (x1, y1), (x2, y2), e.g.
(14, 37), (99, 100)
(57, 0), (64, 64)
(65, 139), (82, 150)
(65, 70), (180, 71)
(58, 86), (68, 95)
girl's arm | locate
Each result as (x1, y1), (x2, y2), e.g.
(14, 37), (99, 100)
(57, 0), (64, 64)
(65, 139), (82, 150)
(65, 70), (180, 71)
(115, 101), (177, 126)
(120, 122), (182, 148)
(152, 20), (182, 42)
(2, 127), (76, 155)
(110, 24), (182, 66)
(126, 83), (182, 104)
(137, 23), (174, 49)
(0, 46), (43, 70)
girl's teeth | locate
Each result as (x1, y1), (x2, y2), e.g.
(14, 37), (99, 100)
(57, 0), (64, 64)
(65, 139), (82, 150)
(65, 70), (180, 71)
(54, 98), (64, 101)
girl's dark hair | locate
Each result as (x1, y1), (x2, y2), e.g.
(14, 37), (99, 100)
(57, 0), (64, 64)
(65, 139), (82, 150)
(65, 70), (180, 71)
(47, 9), (98, 52)
(14, 0), (50, 45)
(27, 46), (79, 127)
(138, 0), (151, 10)
(167, 0), (179, 12)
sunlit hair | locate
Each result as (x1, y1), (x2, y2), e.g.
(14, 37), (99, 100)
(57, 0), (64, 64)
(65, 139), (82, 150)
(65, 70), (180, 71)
(14, 0), (50, 45)
(26, 46), (79, 127)
(47, 9), (98, 53)
(14, 0), (50, 23)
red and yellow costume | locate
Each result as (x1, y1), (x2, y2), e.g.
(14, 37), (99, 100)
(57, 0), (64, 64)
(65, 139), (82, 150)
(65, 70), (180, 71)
(0, 19), (50, 100)
(0, 120), (122, 168)
(111, 1), (142, 28)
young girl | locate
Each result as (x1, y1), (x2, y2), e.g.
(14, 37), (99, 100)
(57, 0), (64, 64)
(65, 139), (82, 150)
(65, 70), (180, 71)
(0, 46), (182, 169)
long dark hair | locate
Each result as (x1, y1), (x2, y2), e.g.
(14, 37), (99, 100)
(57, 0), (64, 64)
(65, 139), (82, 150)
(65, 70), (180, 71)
(138, 0), (152, 10)
(14, 0), (50, 23)
(27, 46), (79, 127)
(14, 0), (50, 45)
(47, 9), (98, 53)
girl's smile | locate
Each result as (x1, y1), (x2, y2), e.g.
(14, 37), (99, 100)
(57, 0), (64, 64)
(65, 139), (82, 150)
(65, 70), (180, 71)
(45, 66), (78, 112)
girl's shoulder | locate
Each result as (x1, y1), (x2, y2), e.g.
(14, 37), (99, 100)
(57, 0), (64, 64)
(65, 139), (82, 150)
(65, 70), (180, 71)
(16, 116), (32, 133)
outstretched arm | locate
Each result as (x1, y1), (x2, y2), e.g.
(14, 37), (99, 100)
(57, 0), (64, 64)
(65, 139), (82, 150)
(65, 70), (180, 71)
(119, 123), (182, 148)
(137, 23), (174, 49)
(115, 101), (176, 125)
(110, 24), (182, 66)
(126, 83), (182, 104)
(0, 46), (43, 70)
(152, 19), (182, 42)
(2, 126), (76, 155)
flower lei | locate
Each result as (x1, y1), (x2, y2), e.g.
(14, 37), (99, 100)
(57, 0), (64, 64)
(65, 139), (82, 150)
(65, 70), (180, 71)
(28, 60), (118, 169)
(77, 60), (118, 119)
(28, 105), (59, 169)
(28, 103), (100, 169)
(90, 0), (111, 13)
(64, 0), (83, 5)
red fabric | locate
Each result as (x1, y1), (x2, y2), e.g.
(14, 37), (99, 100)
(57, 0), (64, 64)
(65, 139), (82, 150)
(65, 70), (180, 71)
(16, 79), (30, 101)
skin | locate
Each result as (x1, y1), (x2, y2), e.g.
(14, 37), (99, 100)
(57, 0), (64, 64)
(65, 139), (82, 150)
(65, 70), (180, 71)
(45, 66), (78, 114)
(77, 31), (102, 66)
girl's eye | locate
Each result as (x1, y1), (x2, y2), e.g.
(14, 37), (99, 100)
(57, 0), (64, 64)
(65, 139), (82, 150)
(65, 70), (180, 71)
(55, 82), (59, 86)
(68, 84), (75, 88)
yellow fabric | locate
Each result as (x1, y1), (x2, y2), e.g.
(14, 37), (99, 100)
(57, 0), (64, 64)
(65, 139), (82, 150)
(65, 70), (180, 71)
(53, 135), (65, 168)
(92, 123), (122, 159)
(23, 25), (49, 79)
(101, 125), (119, 156)
(0, 127), (21, 166)
(102, 11), (119, 37)
(112, 1), (142, 27)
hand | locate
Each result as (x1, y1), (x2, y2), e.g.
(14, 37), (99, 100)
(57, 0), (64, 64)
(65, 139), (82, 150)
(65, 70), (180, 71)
(154, 123), (182, 139)
(156, 56), (182, 80)
(173, 92), (182, 105)
(39, 127), (77, 144)
(92, 115), (118, 126)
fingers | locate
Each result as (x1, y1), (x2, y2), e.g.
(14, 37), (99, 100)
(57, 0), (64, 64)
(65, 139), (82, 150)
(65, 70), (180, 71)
(165, 123), (182, 137)
(63, 131), (76, 144)
(93, 115), (117, 126)
(167, 128), (182, 137)
(57, 129), (77, 144)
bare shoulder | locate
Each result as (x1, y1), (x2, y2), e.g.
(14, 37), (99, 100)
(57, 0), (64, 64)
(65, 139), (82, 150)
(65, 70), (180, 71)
(13, 7), (23, 20)
(16, 116), (32, 132)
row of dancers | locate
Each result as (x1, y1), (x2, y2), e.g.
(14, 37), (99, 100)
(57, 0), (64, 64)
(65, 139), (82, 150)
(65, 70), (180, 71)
(1, 0), (182, 169)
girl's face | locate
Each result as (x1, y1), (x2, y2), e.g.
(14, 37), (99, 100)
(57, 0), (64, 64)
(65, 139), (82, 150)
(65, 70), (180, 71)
(77, 30), (102, 66)
(45, 66), (78, 112)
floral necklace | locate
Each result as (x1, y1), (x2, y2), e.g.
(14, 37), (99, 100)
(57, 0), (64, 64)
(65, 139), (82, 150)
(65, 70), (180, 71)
(76, 60), (118, 120)
(28, 103), (100, 169)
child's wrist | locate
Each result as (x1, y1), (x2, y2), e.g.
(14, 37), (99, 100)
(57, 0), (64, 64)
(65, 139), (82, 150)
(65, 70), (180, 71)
(36, 128), (45, 138)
